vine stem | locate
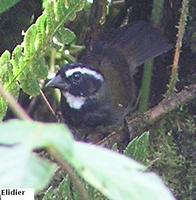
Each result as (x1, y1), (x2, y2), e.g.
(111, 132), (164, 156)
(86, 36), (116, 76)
(167, 0), (189, 96)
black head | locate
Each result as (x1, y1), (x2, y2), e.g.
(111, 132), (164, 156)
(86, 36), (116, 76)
(46, 63), (104, 109)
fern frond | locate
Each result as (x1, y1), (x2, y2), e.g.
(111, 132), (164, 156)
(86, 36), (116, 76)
(0, 0), (85, 120)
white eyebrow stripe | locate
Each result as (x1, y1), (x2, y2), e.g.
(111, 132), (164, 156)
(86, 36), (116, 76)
(65, 67), (104, 81)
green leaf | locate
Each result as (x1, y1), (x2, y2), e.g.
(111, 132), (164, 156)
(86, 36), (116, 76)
(0, 51), (11, 83)
(0, 120), (74, 192)
(111, 142), (119, 152)
(0, 51), (19, 120)
(0, 50), (10, 65)
(0, 145), (56, 192)
(42, 176), (72, 200)
(124, 132), (149, 164)
(33, 58), (48, 80)
(35, 15), (47, 50)
(0, 0), (21, 14)
(23, 24), (37, 57)
(11, 45), (24, 68)
(55, 0), (67, 21)
(45, 2), (55, 34)
(19, 72), (40, 96)
(0, 120), (74, 155)
(68, 142), (175, 200)
(0, 120), (175, 199)
(55, 27), (76, 45)
(0, 98), (8, 120)
(0, 51), (19, 96)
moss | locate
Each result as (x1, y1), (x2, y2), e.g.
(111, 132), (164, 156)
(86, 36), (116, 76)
(149, 108), (196, 200)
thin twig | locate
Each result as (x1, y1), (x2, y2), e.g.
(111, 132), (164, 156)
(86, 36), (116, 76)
(40, 89), (57, 119)
(0, 82), (32, 121)
(167, 0), (189, 96)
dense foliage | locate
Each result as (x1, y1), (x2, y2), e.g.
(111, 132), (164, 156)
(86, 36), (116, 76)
(0, 0), (195, 200)
(0, 0), (84, 119)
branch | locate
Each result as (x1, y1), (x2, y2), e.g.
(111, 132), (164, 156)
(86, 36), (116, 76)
(98, 84), (196, 146)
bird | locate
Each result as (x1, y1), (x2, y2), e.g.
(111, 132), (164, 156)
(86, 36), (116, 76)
(46, 21), (172, 141)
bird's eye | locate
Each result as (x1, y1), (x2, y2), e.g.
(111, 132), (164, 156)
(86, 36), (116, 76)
(71, 72), (82, 82)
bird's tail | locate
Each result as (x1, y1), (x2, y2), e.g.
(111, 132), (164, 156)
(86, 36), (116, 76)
(112, 21), (172, 74)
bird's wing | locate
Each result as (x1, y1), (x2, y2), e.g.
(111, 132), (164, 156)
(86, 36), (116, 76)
(88, 21), (172, 74)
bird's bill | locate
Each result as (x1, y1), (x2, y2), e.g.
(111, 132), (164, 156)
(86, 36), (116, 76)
(45, 74), (69, 90)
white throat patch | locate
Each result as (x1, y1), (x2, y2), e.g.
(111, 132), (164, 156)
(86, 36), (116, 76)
(65, 67), (104, 81)
(63, 92), (86, 109)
